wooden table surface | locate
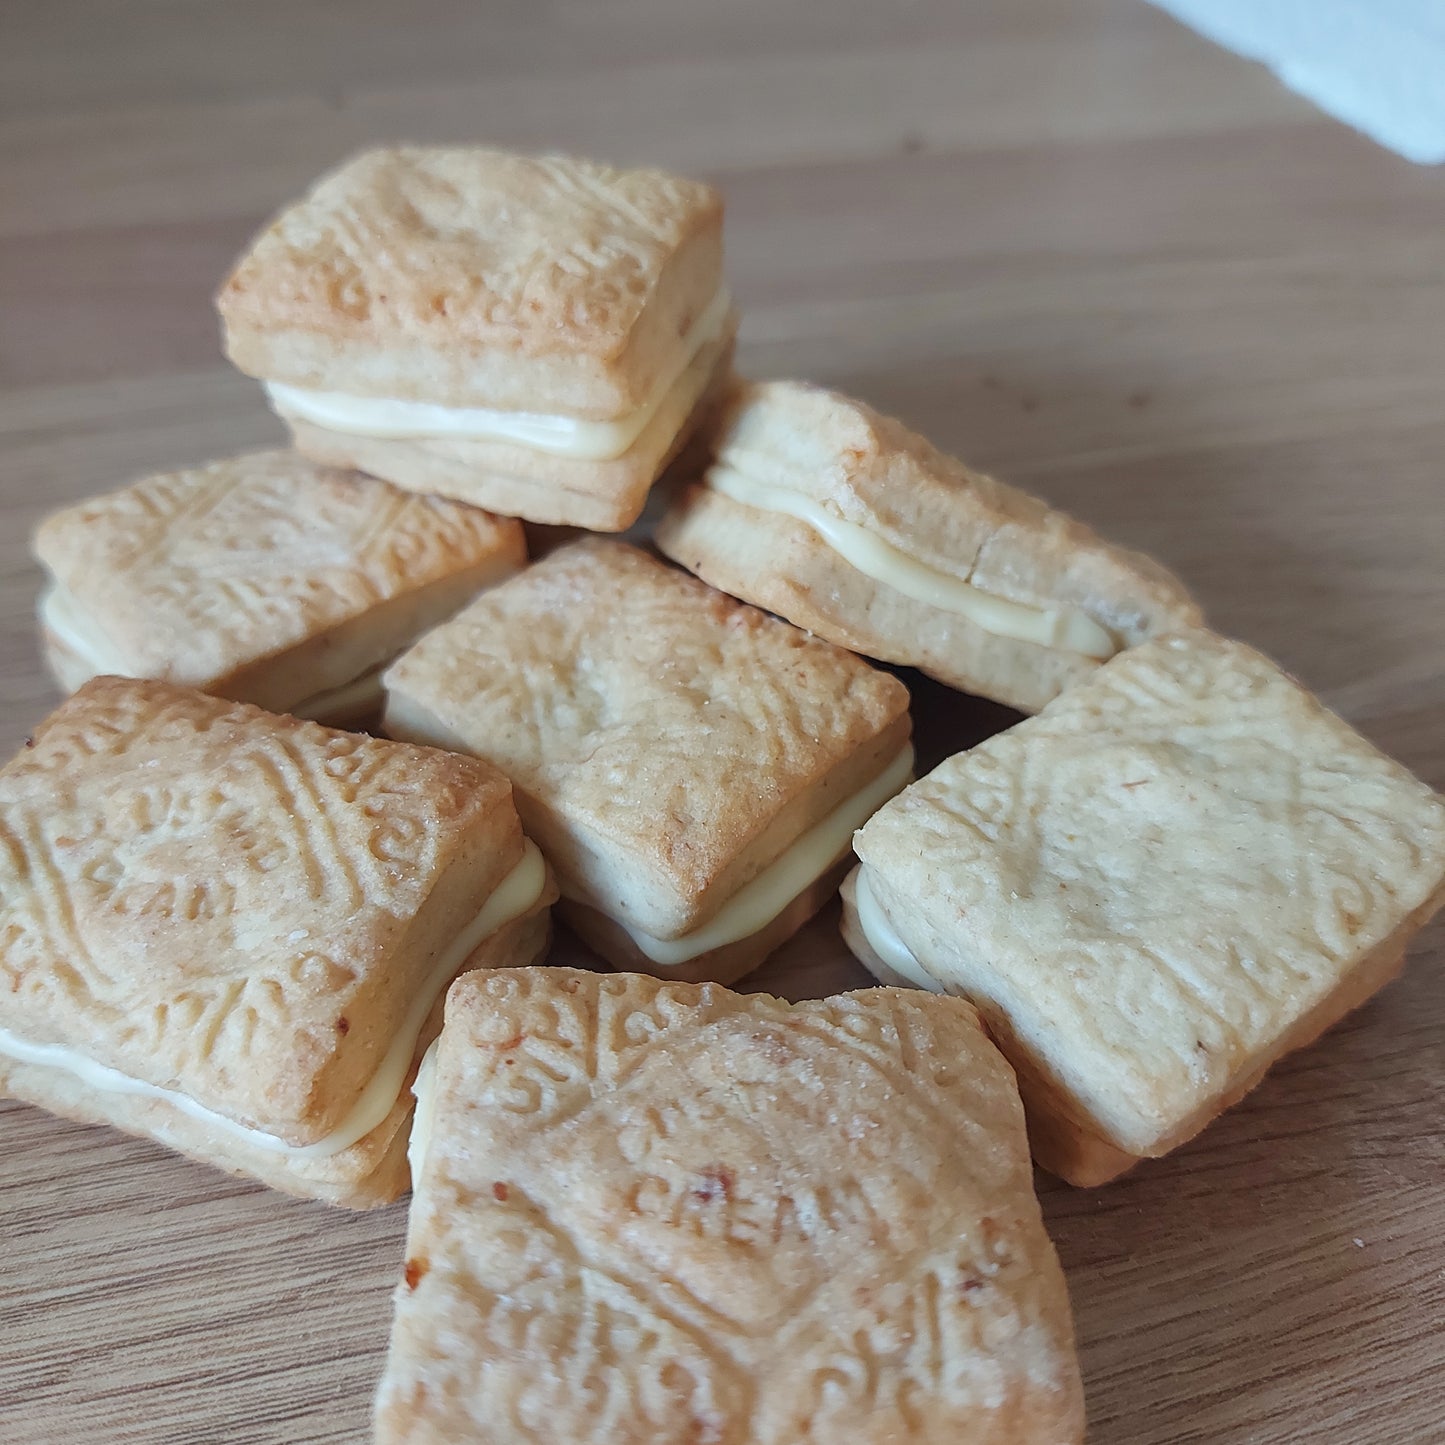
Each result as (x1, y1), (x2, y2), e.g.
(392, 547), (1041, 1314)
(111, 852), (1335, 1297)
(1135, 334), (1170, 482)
(3, 3), (1443, 1441)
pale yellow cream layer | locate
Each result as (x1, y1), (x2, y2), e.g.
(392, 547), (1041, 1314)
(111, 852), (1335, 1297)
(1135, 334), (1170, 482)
(852, 865), (946, 993)
(598, 745), (915, 967)
(40, 585), (126, 675)
(407, 1040), (441, 1189)
(265, 289), (732, 459)
(0, 842), (548, 1161)
(703, 463), (1117, 660)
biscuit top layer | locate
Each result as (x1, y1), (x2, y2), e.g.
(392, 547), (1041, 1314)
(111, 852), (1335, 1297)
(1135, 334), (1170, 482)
(218, 147), (723, 416)
(383, 968), (1083, 1442)
(384, 540), (910, 939)
(33, 449), (521, 691)
(856, 629), (1445, 1155)
(0, 678), (522, 1143)
(705, 380), (1200, 646)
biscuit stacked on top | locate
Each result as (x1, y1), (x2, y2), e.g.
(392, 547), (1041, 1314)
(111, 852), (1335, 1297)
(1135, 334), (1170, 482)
(6, 143), (1445, 1441)
(219, 147), (735, 532)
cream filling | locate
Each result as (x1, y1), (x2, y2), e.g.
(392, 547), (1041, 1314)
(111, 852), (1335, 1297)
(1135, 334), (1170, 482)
(597, 745), (915, 967)
(265, 289), (732, 460)
(704, 463), (1117, 660)
(852, 866), (946, 993)
(40, 585), (127, 675)
(0, 841), (547, 1161)
(407, 1040), (441, 1188)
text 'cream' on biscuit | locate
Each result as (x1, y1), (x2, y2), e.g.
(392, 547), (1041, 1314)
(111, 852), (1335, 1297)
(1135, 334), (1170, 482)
(377, 968), (1085, 1443)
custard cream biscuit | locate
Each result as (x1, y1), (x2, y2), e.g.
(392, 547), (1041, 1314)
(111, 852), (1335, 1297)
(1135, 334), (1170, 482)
(383, 539), (912, 985)
(845, 630), (1445, 1185)
(0, 678), (557, 1207)
(657, 380), (1201, 713)
(218, 147), (735, 530)
(376, 968), (1085, 1443)
(33, 449), (525, 724)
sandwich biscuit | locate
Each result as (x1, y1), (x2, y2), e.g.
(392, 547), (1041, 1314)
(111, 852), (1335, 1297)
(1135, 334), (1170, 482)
(0, 677), (556, 1207)
(383, 540), (911, 985)
(376, 968), (1085, 1443)
(844, 630), (1445, 1185)
(657, 380), (1200, 713)
(218, 147), (736, 531)
(33, 449), (524, 724)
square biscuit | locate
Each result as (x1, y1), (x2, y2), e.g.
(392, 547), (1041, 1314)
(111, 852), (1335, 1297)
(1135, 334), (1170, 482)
(382, 540), (911, 980)
(848, 630), (1445, 1186)
(657, 380), (1201, 713)
(0, 678), (556, 1207)
(33, 449), (525, 721)
(217, 146), (724, 418)
(376, 968), (1084, 1444)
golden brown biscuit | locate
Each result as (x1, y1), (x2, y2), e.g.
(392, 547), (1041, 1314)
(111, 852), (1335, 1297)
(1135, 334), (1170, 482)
(382, 540), (912, 984)
(656, 379), (1201, 712)
(217, 147), (733, 530)
(0, 678), (557, 1207)
(375, 968), (1085, 1443)
(32, 449), (524, 722)
(845, 630), (1445, 1186)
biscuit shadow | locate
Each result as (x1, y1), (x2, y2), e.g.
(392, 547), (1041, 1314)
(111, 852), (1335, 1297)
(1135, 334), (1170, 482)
(882, 664), (1023, 776)
(1039, 964), (1444, 1444)
(549, 903), (877, 1006)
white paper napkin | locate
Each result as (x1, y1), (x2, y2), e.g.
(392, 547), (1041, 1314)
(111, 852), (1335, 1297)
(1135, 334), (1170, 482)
(1147, 0), (1445, 163)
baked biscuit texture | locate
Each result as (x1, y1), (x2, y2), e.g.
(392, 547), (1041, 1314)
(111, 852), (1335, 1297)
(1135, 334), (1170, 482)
(33, 449), (524, 713)
(657, 380), (1201, 712)
(286, 327), (735, 531)
(0, 677), (553, 1206)
(558, 856), (852, 988)
(376, 968), (1084, 1444)
(383, 539), (911, 943)
(3, 905), (551, 1209)
(850, 630), (1445, 1185)
(217, 147), (724, 416)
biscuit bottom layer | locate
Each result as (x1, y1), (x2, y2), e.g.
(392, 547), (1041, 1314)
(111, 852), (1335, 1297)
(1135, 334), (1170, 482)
(702, 463), (1116, 659)
(598, 745), (915, 967)
(45, 587), (406, 724)
(848, 866), (946, 992)
(265, 289), (732, 460)
(0, 841), (547, 1160)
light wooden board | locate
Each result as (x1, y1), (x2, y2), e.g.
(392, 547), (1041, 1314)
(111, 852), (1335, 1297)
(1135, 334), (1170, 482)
(2, 3), (1443, 1441)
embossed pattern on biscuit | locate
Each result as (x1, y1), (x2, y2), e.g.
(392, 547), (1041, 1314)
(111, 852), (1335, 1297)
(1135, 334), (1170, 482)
(35, 450), (516, 685)
(855, 630), (1445, 1151)
(220, 149), (719, 351)
(382, 970), (1083, 1443)
(384, 540), (909, 915)
(0, 677), (512, 1139)
(672, 378), (1202, 647)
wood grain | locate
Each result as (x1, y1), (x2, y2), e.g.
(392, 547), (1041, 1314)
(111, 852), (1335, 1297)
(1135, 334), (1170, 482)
(1, 2), (1442, 1441)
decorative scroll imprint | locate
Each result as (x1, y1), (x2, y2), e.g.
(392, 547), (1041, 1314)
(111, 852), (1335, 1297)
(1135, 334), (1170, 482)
(381, 971), (1082, 1442)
